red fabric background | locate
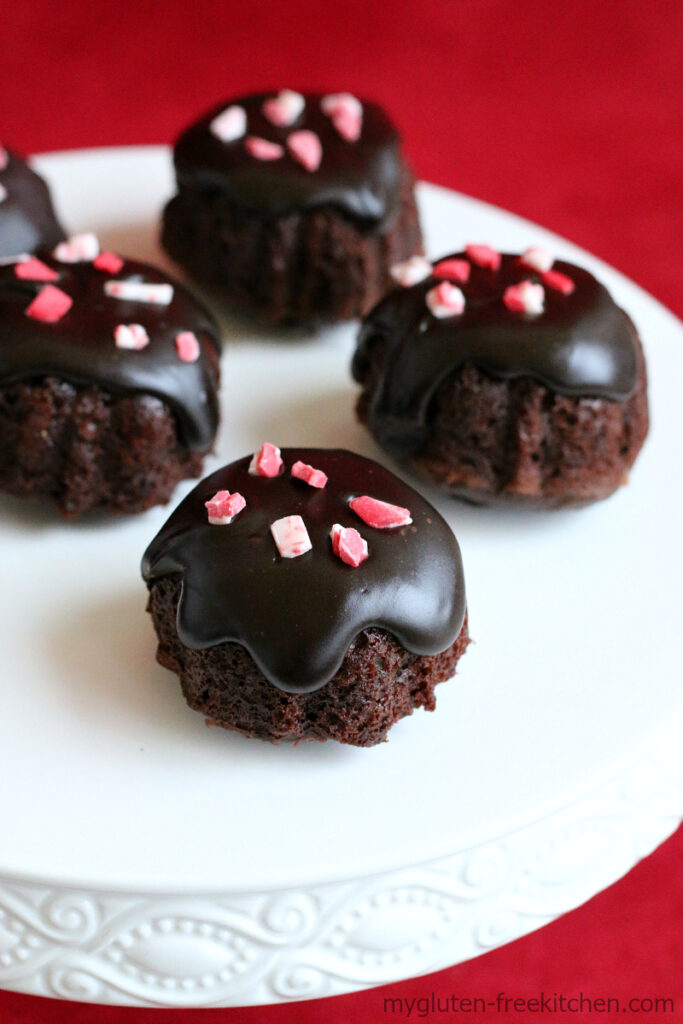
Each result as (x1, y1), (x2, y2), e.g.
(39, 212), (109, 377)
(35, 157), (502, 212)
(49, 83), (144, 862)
(1, 1), (681, 1020)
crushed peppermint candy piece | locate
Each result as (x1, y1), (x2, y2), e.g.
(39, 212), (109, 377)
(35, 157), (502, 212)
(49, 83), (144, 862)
(503, 280), (545, 314)
(105, 280), (173, 305)
(270, 515), (312, 558)
(287, 130), (322, 172)
(245, 136), (284, 161)
(390, 255), (432, 287)
(291, 460), (327, 488)
(25, 285), (73, 323)
(518, 246), (554, 273)
(541, 269), (575, 295)
(320, 93), (363, 141)
(15, 258), (59, 282)
(0, 183), (6, 203)
(210, 104), (247, 143)
(94, 251), (124, 274)
(426, 281), (466, 318)
(0, 146), (8, 170)
(53, 232), (99, 263)
(331, 524), (368, 567)
(350, 495), (412, 529)
(114, 323), (150, 350)
(465, 244), (501, 270)
(432, 257), (470, 283)
(205, 490), (246, 525)
(262, 90), (305, 127)
(249, 442), (284, 477)
(175, 331), (201, 362)
(331, 528), (368, 569)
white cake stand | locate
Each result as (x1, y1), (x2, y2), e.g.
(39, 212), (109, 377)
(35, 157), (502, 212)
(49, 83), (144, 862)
(1, 148), (681, 1007)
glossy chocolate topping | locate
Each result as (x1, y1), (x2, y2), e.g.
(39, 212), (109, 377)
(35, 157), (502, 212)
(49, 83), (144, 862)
(352, 253), (640, 456)
(0, 148), (65, 258)
(142, 449), (466, 693)
(0, 251), (220, 450)
(172, 93), (404, 228)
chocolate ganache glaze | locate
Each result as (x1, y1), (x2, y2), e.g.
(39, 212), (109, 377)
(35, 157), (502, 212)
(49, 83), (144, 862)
(172, 93), (404, 229)
(142, 449), (466, 693)
(352, 252), (640, 457)
(0, 248), (220, 450)
(0, 147), (65, 258)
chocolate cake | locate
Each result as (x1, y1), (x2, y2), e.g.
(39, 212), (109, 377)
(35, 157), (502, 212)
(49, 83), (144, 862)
(142, 447), (469, 746)
(161, 91), (423, 323)
(0, 145), (65, 258)
(0, 237), (221, 517)
(353, 247), (649, 507)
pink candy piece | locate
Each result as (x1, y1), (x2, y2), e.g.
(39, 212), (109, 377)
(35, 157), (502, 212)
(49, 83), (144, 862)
(287, 130), (322, 172)
(426, 281), (466, 318)
(0, 146), (8, 170)
(249, 442), (284, 478)
(331, 524), (368, 568)
(210, 104), (247, 143)
(432, 257), (471, 283)
(350, 495), (412, 529)
(262, 90), (305, 127)
(291, 460), (328, 488)
(541, 269), (575, 295)
(270, 515), (312, 559)
(53, 232), (99, 263)
(321, 93), (363, 141)
(245, 136), (284, 161)
(105, 280), (173, 305)
(205, 490), (246, 525)
(15, 258), (59, 282)
(518, 246), (554, 273)
(25, 285), (72, 323)
(503, 280), (545, 315)
(175, 331), (201, 363)
(94, 251), (124, 274)
(466, 244), (501, 271)
(114, 323), (150, 350)
(390, 255), (432, 287)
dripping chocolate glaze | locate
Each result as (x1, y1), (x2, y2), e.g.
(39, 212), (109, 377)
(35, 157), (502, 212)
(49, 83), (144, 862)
(141, 449), (466, 694)
(0, 149), (65, 258)
(0, 252), (220, 450)
(352, 253), (640, 457)
(172, 93), (404, 229)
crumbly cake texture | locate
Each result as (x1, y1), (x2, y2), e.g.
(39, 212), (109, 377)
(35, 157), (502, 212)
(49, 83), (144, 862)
(149, 577), (469, 747)
(142, 447), (469, 746)
(0, 237), (221, 518)
(0, 145), (65, 258)
(161, 91), (423, 323)
(353, 247), (649, 508)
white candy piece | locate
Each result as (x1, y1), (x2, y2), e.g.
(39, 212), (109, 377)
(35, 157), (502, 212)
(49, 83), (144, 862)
(320, 92), (362, 117)
(53, 232), (100, 263)
(426, 283), (466, 318)
(0, 183), (6, 203)
(114, 323), (150, 350)
(270, 515), (312, 559)
(262, 89), (305, 126)
(105, 281), (173, 305)
(519, 246), (554, 273)
(210, 105), (247, 143)
(390, 255), (432, 287)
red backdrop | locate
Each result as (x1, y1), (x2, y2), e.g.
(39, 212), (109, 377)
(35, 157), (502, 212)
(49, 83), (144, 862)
(1, 2), (681, 1021)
